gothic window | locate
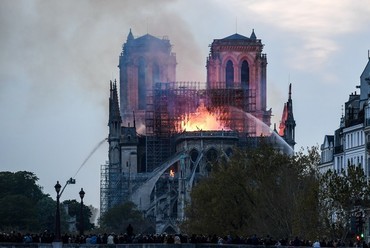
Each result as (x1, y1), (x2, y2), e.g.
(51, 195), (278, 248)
(241, 60), (249, 89)
(138, 57), (146, 110)
(153, 62), (160, 84)
(226, 60), (234, 88)
(190, 149), (199, 172)
(206, 148), (218, 172)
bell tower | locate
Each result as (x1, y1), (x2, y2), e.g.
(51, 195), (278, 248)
(118, 29), (177, 131)
(206, 29), (270, 128)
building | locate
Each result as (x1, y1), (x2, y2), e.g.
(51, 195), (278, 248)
(319, 55), (370, 175)
(100, 29), (296, 233)
(319, 54), (370, 240)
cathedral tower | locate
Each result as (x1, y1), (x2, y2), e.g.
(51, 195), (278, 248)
(118, 29), (177, 131)
(206, 30), (270, 129)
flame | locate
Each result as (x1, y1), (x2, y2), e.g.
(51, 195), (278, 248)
(169, 169), (175, 177)
(180, 101), (228, 131)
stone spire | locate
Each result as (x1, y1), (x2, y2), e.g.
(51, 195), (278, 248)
(250, 29), (257, 39)
(109, 80), (122, 125)
(127, 28), (134, 41)
(279, 83), (296, 149)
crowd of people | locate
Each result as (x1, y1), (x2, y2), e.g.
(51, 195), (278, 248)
(0, 230), (367, 247)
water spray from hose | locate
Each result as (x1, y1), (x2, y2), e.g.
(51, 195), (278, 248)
(73, 137), (108, 178)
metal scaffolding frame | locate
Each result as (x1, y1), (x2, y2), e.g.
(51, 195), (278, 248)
(100, 161), (124, 215)
(145, 81), (259, 172)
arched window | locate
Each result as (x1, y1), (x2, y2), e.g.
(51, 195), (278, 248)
(205, 148), (218, 172)
(138, 57), (146, 110)
(226, 60), (234, 88)
(241, 60), (249, 89)
(152, 62), (160, 84)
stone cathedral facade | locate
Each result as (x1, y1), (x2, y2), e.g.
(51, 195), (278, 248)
(101, 29), (296, 233)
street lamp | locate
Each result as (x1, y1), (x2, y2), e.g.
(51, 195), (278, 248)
(54, 181), (62, 242)
(79, 188), (85, 236)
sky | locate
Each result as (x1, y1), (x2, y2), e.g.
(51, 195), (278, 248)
(1, 0), (370, 211)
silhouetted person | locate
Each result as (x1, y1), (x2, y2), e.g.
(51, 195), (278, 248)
(127, 224), (133, 237)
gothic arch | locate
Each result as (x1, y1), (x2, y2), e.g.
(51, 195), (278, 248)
(225, 60), (234, 88)
(138, 57), (146, 110)
(152, 61), (160, 84)
(221, 56), (238, 87)
(205, 147), (218, 172)
(190, 148), (200, 172)
(240, 60), (250, 89)
(221, 55), (238, 67)
(237, 54), (254, 86)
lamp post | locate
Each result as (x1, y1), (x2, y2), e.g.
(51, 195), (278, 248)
(79, 188), (85, 236)
(54, 181), (62, 242)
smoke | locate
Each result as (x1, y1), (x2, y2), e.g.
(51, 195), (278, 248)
(0, 0), (204, 111)
(0, 0), (204, 206)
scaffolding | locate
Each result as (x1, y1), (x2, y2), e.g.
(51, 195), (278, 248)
(145, 81), (260, 172)
(100, 161), (124, 214)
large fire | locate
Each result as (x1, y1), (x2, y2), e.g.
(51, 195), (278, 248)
(179, 101), (229, 131)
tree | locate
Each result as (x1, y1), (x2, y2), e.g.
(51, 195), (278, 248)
(0, 171), (70, 233)
(36, 196), (59, 232)
(0, 171), (44, 201)
(99, 201), (149, 234)
(0, 194), (38, 230)
(182, 145), (322, 239)
(319, 164), (370, 241)
(0, 171), (45, 231)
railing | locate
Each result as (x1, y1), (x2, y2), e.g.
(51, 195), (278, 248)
(175, 131), (239, 143)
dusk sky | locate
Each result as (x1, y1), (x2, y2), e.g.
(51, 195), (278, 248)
(1, 0), (370, 210)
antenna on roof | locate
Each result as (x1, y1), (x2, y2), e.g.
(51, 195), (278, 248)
(368, 49), (370, 60)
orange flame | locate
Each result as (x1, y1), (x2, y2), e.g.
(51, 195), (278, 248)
(169, 169), (175, 177)
(180, 101), (228, 131)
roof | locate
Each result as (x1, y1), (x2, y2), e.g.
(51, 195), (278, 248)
(325, 135), (334, 144)
(211, 30), (262, 48)
(221, 33), (251, 40)
(125, 32), (171, 53)
(135, 33), (165, 44)
(321, 135), (334, 149)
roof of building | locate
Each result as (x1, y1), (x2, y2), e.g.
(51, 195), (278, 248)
(326, 135), (334, 144)
(221, 33), (251, 40)
(211, 30), (262, 49)
(221, 29), (257, 41)
(124, 30), (171, 53)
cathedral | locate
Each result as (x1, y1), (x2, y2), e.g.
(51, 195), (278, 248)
(100, 29), (296, 233)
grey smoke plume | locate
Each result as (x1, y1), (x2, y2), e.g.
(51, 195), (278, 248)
(0, 0), (204, 206)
